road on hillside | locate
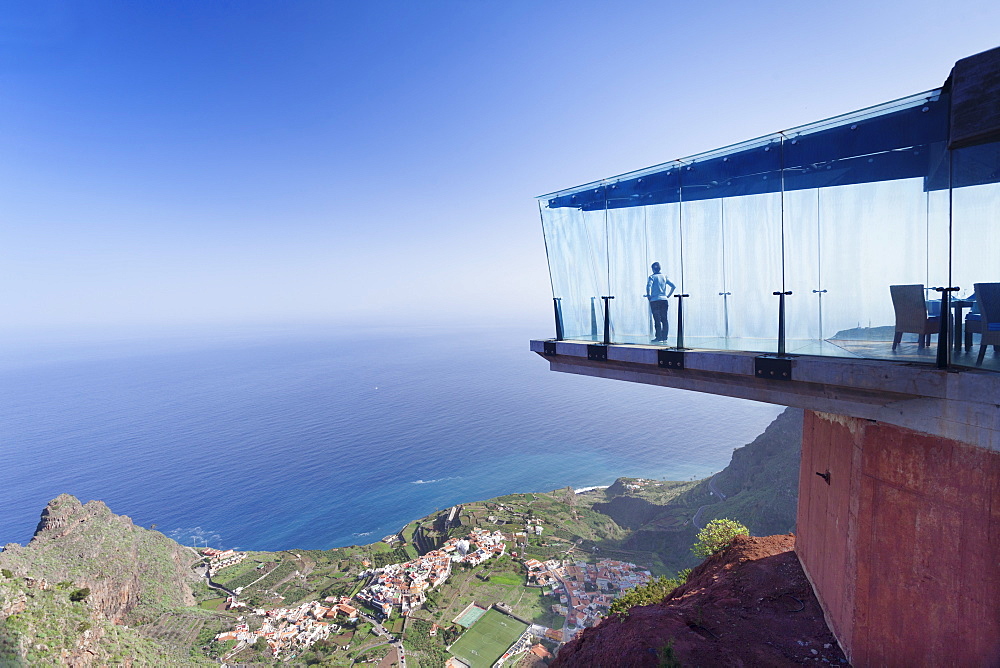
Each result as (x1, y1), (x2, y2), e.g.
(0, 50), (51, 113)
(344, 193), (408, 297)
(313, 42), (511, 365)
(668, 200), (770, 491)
(692, 473), (726, 529)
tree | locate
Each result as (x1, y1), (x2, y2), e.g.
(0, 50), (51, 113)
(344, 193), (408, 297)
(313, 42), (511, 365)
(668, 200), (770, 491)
(692, 519), (749, 558)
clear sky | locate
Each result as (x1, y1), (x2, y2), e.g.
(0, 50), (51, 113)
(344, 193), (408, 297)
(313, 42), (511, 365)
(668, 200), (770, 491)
(1, 1), (998, 338)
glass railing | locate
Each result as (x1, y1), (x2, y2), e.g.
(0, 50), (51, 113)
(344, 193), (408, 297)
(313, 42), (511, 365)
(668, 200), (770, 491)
(539, 88), (1000, 371)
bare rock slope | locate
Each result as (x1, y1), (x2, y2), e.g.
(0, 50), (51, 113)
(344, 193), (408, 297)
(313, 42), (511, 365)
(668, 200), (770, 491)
(552, 534), (848, 667)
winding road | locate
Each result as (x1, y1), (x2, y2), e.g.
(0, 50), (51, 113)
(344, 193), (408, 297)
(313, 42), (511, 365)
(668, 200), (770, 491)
(691, 474), (727, 529)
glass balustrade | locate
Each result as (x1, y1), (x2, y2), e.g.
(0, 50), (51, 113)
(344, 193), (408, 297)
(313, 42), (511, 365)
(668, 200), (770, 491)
(539, 87), (1000, 371)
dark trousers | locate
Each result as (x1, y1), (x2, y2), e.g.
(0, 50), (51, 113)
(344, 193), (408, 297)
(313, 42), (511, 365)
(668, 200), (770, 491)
(650, 300), (670, 341)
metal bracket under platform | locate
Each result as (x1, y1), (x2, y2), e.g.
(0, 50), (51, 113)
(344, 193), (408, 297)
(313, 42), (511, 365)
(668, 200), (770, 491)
(658, 349), (685, 369)
(755, 355), (793, 381)
(587, 344), (608, 361)
(543, 341), (558, 356)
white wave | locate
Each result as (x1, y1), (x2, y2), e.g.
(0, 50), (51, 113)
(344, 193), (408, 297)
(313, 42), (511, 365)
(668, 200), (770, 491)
(574, 485), (610, 494)
(411, 476), (456, 485)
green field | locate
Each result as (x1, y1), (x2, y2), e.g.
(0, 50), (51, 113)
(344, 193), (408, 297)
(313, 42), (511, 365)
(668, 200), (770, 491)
(449, 609), (527, 668)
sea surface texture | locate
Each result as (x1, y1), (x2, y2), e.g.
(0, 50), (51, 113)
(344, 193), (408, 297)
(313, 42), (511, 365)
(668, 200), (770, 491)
(0, 325), (782, 551)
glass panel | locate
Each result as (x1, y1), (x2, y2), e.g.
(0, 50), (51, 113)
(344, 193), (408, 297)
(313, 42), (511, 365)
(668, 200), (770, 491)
(951, 140), (1000, 370)
(607, 200), (650, 343)
(680, 197), (725, 345)
(680, 135), (783, 352)
(816, 179), (936, 361)
(782, 186), (823, 351)
(722, 190), (782, 351)
(540, 195), (608, 342)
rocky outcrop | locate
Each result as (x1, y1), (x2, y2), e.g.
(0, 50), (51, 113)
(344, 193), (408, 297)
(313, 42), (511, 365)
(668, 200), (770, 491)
(0, 494), (197, 624)
(552, 535), (847, 667)
(0, 496), (206, 666)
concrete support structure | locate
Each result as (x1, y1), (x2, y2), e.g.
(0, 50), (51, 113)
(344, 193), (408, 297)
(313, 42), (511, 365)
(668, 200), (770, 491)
(531, 340), (1000, 665)
(798, 411), (1000, 665)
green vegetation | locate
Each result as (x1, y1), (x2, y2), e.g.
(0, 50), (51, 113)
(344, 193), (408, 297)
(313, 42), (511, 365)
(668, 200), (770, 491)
(0, 581), (210, 666)
(609, 570), (691, 617)
(68, 587), (91, 602)
(197, 597), (225, 610)
(692, 519), (750, 558)
(404, 618), (453, 666)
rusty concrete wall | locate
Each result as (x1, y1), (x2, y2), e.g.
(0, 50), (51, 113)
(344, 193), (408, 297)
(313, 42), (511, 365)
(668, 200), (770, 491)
(797, 411), (1000, 666)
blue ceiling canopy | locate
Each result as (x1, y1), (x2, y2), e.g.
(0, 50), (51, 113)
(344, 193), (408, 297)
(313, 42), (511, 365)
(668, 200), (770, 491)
(543, 89), (973, 211)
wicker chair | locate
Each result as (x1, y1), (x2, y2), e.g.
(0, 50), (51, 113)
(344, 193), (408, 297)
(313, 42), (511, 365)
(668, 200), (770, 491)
(890, 284), (939, 350)
(973, 282), (1000, 366)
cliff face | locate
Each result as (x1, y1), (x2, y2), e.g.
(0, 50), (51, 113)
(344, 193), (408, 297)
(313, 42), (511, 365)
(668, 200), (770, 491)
(0, 495), (206, 666)
(552, 534), (846, 667)
(1, 494), (197, 624)
(706, 407), (802, 535)
(585, 408), (803, 574)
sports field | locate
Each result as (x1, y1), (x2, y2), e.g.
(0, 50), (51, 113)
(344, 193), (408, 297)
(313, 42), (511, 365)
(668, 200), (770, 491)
(449, 608), (528, 668)
(454, 603), (487, 628)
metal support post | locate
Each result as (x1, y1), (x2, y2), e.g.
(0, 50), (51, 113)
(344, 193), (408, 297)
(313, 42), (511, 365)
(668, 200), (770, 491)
(601, 296), (614, 345)
(719, 291), (732, 338)
(773, 291), (793, 356)
(934, 286), (959, 369)
(674, 293), (690, 350)
(812, 289), (828, 343)
(552, 297), (564, 341)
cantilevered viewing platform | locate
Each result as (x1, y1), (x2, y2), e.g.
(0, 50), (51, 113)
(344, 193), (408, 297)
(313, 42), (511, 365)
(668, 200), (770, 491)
(532, 46), (1000, 666)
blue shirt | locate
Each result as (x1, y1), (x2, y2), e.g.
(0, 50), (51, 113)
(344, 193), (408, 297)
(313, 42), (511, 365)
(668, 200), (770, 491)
(646, 273), (675, 301)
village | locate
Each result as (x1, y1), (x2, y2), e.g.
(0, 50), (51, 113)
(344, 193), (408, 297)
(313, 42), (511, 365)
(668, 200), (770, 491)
(526, 558), (653, 638)
(205, 509), (654, 663)
(214, 596), (360, 659)
(357, 527), (508, 616)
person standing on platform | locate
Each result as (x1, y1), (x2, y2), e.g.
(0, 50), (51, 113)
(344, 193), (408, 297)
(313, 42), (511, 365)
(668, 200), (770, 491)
(645, 262), (676, 342)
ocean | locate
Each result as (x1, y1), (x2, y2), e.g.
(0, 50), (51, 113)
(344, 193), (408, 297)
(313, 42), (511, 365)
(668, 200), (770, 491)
(0, 324), (782, 551)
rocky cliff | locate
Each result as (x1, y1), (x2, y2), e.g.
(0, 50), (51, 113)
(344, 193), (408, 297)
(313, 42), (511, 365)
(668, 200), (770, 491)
(696, 406), (802, 535)
(0, 494), (206, 666)
(586, 408), (804, 574)
(2, 494), (197, 624)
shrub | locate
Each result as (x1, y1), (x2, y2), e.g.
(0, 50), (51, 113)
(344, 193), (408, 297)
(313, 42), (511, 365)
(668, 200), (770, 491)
(692, 519), (749, 558)
(0, 569), (12, 579)
(69, 587), (91, 602)
(609, 570), (690, 617)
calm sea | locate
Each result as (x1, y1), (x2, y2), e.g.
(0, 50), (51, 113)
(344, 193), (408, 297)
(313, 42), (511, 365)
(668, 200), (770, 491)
(0, 324), (781, 551)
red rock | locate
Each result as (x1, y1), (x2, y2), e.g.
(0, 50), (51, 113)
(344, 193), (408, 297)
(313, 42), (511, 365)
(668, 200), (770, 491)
(552, 535), (847, 667)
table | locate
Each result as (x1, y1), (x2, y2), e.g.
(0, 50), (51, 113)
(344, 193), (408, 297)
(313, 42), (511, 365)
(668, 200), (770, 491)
(951, 299), (975, 352)
(926, 299), (975, 352)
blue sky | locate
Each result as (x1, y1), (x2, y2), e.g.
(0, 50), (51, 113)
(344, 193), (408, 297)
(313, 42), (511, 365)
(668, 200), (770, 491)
(1, 1), (998, 337)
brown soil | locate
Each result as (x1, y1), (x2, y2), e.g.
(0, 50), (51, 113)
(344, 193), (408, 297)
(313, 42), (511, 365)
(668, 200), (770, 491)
(552, 535), (849, 667)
